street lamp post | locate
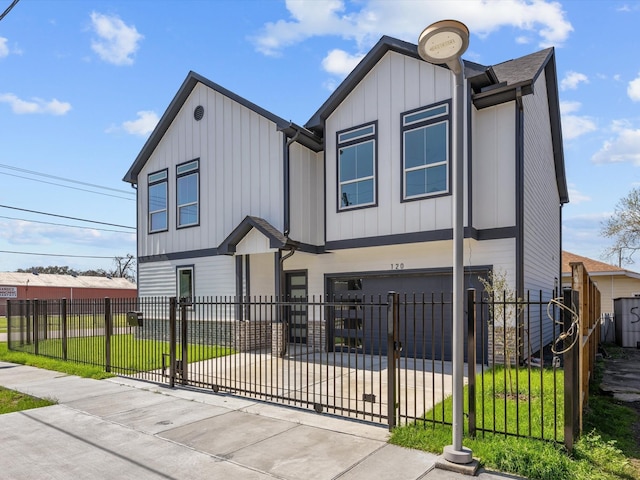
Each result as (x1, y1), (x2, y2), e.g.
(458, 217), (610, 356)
(417, 19), (472, 465)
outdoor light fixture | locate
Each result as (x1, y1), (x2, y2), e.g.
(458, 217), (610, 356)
(418, 20), (473, 467)
(418, 20), (469, 73)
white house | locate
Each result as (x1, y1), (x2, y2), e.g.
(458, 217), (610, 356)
(123, 36), (568, 359)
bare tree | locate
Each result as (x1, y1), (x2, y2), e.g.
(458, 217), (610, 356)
(601, 188), (640, 267)
(111, 254), (136, 281)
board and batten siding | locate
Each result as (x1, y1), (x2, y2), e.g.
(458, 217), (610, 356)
(137, 82), (285, 258)
(471, 102), (516, 230)
(289, 144), (324, 246)
(324, 51), (457, 243)
(138, 255), (235, 298)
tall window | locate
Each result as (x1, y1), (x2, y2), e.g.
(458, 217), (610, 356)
(176, 159), (199, 228)
(148, 169), (168, 233)
(402, 101), (450, 200)
(337, 122), (376, 210)
(177, 266), (194, 301)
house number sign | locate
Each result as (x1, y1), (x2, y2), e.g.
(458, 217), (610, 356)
(390, 263), (405, 270)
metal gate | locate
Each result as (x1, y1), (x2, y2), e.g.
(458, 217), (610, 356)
(116, 294), (458, 429)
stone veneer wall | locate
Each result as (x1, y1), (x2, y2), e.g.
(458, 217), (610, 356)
(136, 318), (273, 353)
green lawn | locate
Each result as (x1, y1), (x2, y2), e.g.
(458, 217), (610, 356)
(4, 313), (129, 332)
(0, 386), (56, 414)
(412, 366), (564, 441)
(9, 334), (232, 373)
(390, 363), (640, 480)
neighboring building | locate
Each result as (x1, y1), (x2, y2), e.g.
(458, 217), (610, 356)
(562, 251), (640, 316)
(0, 272), (137, 316)
(123, 36), (568, 360)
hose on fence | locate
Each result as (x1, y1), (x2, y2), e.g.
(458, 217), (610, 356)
(547, 297), (580, 355)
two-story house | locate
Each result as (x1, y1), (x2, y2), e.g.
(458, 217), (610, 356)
(123, 36), (568, 360)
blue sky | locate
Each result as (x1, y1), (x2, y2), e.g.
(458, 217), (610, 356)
(1, 0), (639, 275)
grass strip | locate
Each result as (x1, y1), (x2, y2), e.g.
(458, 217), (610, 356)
(0, 386), (56, 415)
(4, 335), (232, 376)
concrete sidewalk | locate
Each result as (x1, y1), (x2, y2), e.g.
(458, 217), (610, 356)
(0, 362), (523, 480)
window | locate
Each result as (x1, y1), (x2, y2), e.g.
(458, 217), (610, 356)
(176, 159), (199, 228)
(177, 266), (194, 301)
(148, 170), (168, 233)
(337, 123), (376, 210)
(402, 101), (450, 200)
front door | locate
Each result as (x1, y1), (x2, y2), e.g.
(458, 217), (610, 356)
(286, 271), (308, 343)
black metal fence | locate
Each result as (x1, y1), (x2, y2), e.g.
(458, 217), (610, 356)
(7, 289), (575, 446)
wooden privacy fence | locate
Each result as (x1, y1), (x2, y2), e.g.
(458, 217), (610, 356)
(563, 261), (601, 449)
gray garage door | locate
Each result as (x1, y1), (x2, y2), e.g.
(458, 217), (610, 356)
(328, 270), (487, 363)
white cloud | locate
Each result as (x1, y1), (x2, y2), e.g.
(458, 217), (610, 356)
(121, 110), (159, 136)
(322, 49), (365, 76)
(627, 74), (640, 101)
(560, 71), (588, 91)
(592, 123), (640, 165)
(0, 37), (8, 58)
(253, 0), (573, 56)
(0, 93), (71, 115)
(567, 185), (590, 205)
(90, 12), (143, 66)
(560, 101), (596, 140)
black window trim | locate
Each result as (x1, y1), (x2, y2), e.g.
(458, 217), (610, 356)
(400, 99), (452, 203)
(336, 120), (378, 213)
(176, 264), (195, 304)
(176, 158), (200, 229)
(148, 168), (168, 234)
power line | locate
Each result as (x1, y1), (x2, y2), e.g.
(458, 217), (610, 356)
(0, 171), (134, 201)
(0, 249), (125, 259)
(0, 163), (135, 195)
(0, 204), (135, 229)
(0, 215), (134, 234)
(0, 0), (20, 22)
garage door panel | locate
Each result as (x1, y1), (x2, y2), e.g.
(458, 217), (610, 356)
(328, 271), (487, 363)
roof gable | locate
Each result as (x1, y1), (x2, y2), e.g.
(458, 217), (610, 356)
(123, 72), (291, 185)
(218, 216), (297, 255)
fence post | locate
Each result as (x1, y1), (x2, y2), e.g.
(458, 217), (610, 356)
(169, 297), (177, 388)
(180, 298), (188, 385)
(467, 288), (477, 437)
(6, 300), (11, 350)
(563, 288), (579, 451)
(387, 291), (399, 431)
(105, 298), (111, 373)
(25, 300), (31, 345)
(33, 300), (39, 355)
(19, 300), (25, 346)
(61, 299), (68, 361)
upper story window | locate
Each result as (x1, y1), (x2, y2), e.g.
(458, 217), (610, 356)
(402, 101), (450, 201)
(148, 169), (168, 233)
(337, 122), (377, 210)
(176, 159), (199, 228)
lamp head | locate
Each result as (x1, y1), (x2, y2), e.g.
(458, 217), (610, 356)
(418, 20), (469, 72)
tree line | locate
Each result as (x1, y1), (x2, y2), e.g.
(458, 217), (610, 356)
(15, 254), (136, 282)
